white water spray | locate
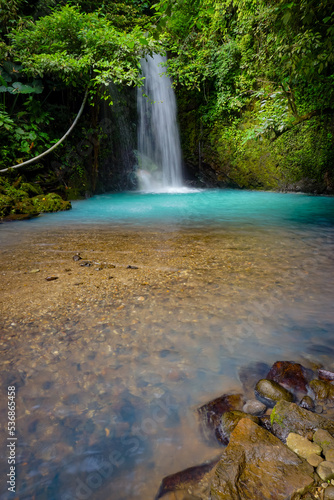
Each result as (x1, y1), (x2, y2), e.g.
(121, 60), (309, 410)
(137, 54), (183, 192)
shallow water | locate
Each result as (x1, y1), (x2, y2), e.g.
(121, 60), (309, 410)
(0, 189), (334, 500)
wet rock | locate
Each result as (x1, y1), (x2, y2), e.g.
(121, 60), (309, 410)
(300, 396), (315, 412)
(72, 253), (82, 261)
(266, 361), (312, 394)
(307, 453), (324, 467)
(238, 362), (270, 398)
(313, 429), (334, 454)
(127, 265), (139, 269)
(210, 418), (314, 500)
(286, 432), (322, 459)
(155, 457), (220, 500)
(260, 414), (272, 432)
(243, 399), (266, 416)
(80, 261), (93, 267)
(217, 410), (259, 445)
(197, 394), (244, 444)
(319, 369), (334, 382)
(45, 276), (59, 281)
(317, 461), (334, 481)
(309, 380), (334, 401)
(255, 379), (294, 407)
(270, 401), (334, 442)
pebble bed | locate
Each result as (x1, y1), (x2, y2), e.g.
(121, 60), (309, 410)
(0, 223), (333, 499)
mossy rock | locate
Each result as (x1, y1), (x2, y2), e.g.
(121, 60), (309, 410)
(0, 194), (13, 217)
(31, 193), (71, 212)
(20, 182), (43, 196)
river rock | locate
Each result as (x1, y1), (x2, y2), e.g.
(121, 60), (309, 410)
(271, 401), (334, 442)
(255, 379), (294, 407)
(309, 380), (334, 401)
(324, 485), (334, 499)
(198, 394), (244, 443)
(313, 429), (334, 453)
(307, 453), (324, 467)
(286, 432), (322, 459)
(217, 411), (260, 445)
(327, 450), (334, 462)
(210, 418), (314, 500)
(317, 461), (334, 481)
(300, 396), (315, 412)
(155, 457), (220, 500)
(266, 361), (312, 394)
(319, 369), (334, 382)
(243, 399), (267, 416)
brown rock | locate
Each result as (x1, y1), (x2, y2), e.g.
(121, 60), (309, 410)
(319, 369), (334, 382)
(155, 457), (220, 500)
(270, 401), (334, 442)
(324, 485), (334, 499)
(266, 361), (312, 394)
(198, 394), (244, 443)
(317, 461), (334, 481)
(217, 411), (259, 445)
(307, 453), (324, 467)
(210, 418), (314, 500)
(313, 429), (334, 454)
(286, 432), (322, 459)
(310, 380), (334, 401)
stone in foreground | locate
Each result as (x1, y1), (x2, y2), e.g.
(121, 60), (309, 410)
(286, 432), (322, 459)
(266, 361), (312, 394)
(155, 457), (220, 500)
(317, 461), (334, 481)
(271, 400), (334, 442)
(211, 418), (314, 500)
(255, 378), (294, 407)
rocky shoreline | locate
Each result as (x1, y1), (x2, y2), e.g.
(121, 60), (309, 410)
(155, 361), (334, 500)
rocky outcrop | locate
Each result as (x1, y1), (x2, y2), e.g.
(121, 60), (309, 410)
(270, 400), (334, 442)
(211, 418), (314, 500)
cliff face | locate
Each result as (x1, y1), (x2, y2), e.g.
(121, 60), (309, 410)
(177, 87), (334, 194)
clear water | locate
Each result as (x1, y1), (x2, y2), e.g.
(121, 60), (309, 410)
(0, 189), (334, 500)
(137, 54), (183, 190)
(2, 189), (333, 231)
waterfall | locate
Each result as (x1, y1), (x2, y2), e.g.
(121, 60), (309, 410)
(137, 54), (183, 192)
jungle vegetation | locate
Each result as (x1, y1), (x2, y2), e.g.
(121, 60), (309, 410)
(0, 0), (333, 217)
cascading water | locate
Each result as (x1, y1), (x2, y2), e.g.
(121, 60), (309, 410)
(137, 54), (183, 191)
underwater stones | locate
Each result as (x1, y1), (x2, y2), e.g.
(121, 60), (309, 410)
(216, 410), (260, 445)
(255, 379), (294, 407)
(238, 361), (270, 398)
(266, 360), (312, 394)
(286, 432), (322, 459)
(210, 418), (314, 500)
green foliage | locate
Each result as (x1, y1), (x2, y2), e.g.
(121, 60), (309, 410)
(10, 5), (159, 92)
